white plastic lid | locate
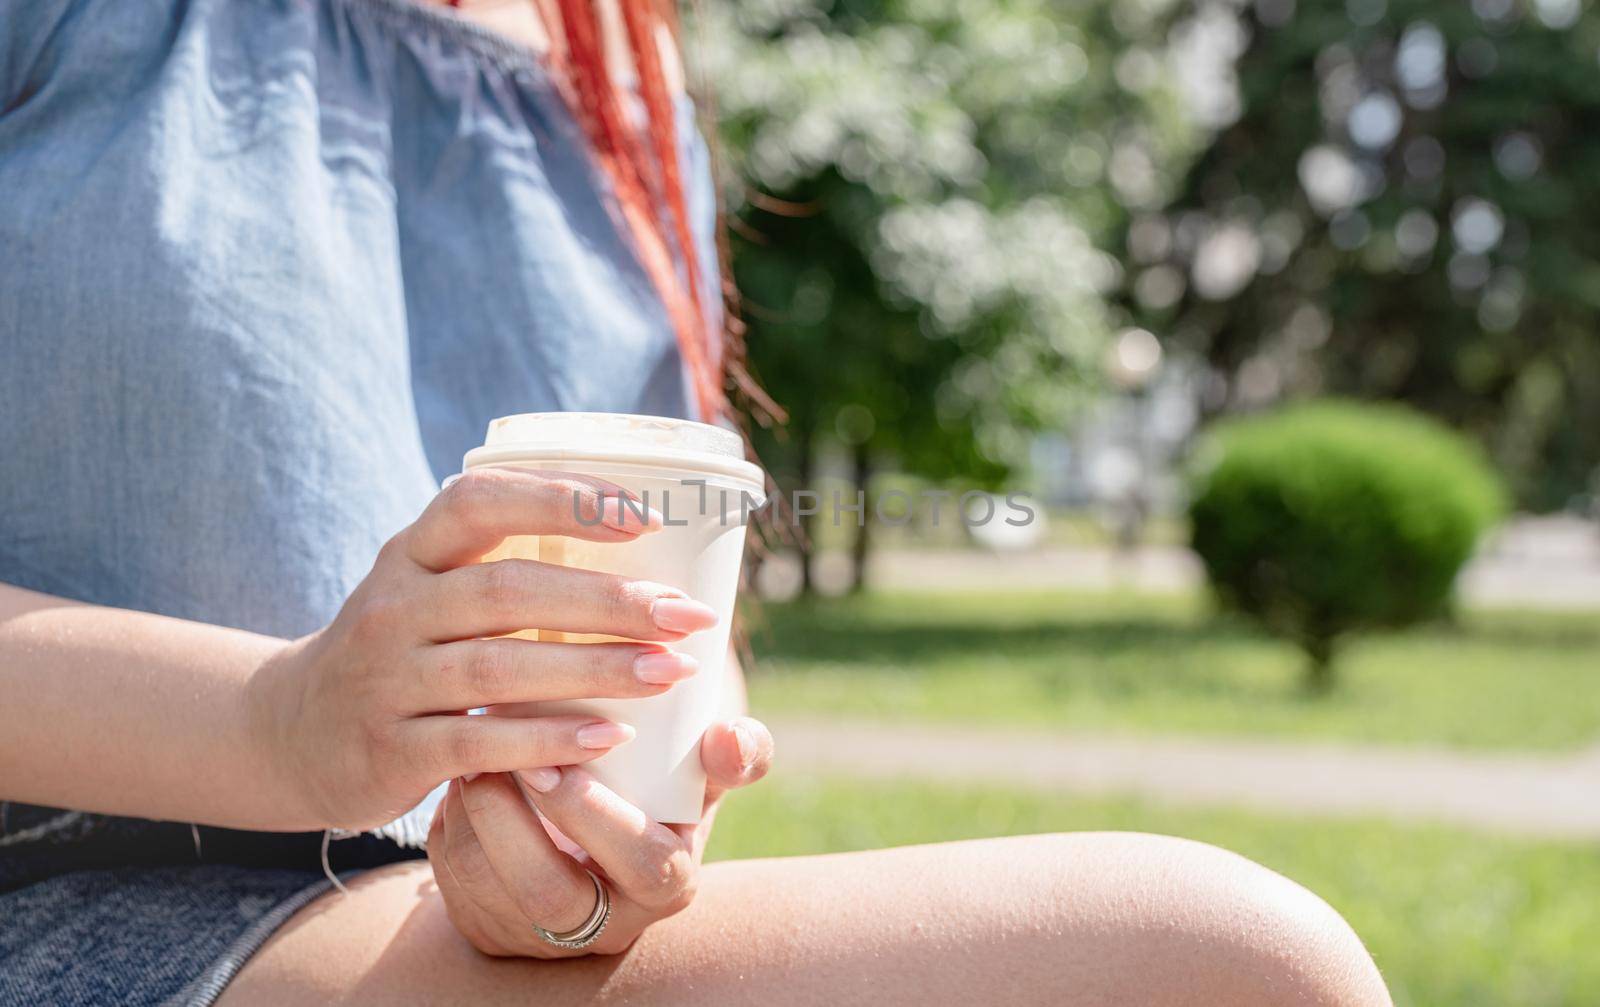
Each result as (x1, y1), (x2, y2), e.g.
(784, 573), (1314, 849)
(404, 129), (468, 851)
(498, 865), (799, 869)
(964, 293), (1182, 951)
(462, 412), (764, 488)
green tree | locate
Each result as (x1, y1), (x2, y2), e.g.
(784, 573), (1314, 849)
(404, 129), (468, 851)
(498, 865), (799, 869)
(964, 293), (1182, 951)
(1189, 400), (1505, 691)
(1126, 0), (1600, 510)
(698, 0), (1189, 590)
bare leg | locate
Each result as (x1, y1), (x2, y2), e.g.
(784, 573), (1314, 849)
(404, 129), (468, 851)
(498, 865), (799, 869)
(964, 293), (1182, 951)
(221, 833), (1390, 1006)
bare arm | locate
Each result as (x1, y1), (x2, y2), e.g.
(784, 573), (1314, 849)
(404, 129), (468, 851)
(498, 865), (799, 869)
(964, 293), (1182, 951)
(0, 468), (717, 834)
(0, 584), (312, 829)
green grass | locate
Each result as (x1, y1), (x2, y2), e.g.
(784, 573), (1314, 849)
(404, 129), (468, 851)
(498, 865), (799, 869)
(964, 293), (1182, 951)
(746, 591), (1600, 750)
(707, 776), (1600, 1007)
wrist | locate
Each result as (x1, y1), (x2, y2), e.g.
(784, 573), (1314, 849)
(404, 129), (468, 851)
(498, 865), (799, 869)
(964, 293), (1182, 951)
(244, 634), (333, 830)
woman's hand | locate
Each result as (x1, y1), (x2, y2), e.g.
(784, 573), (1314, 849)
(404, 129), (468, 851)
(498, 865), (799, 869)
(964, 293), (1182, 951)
(246, 467), (717, 831)
(427, 716), (775, 957)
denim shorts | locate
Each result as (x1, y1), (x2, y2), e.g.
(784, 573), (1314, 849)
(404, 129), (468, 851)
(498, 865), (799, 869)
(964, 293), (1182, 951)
(0, 0), (715, 1000)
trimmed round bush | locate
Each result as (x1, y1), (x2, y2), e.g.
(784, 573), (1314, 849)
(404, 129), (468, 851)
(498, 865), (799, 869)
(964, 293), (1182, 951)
(1189, 400), (1506, 690)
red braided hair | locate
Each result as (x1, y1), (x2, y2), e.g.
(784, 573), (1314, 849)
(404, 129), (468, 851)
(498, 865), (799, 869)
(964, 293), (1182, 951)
(457, 0), (725, 422)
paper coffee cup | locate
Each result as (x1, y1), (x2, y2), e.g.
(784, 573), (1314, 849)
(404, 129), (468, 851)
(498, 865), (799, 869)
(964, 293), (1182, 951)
(464, 413), (764, 824)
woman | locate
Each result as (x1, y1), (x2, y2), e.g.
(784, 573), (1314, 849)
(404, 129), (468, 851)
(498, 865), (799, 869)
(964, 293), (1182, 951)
(0, 0), (1391, 1003)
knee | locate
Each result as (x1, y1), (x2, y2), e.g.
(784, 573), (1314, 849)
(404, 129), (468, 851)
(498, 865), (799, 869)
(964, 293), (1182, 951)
(1035, 832), (1392, 1006)
(1175, 836), (1389, 1006)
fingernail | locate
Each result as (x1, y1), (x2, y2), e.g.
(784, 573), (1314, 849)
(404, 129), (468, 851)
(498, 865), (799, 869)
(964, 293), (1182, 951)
(519, 767), (561, 793)
(732, 722), (757, 769)
(461, 772), (481, 784)
(651, 597), (718, 634)
(634, 650), (699, 685)
(576, 720), (635, 749)
(599, 494), (663, 533)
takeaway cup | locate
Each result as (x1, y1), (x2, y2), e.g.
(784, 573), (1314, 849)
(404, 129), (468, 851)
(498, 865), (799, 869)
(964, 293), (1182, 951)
(464, 412), (765, 824)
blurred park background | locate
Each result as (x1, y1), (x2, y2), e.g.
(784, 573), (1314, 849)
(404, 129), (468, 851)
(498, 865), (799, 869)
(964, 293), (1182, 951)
(682, 1), (1600, 1004)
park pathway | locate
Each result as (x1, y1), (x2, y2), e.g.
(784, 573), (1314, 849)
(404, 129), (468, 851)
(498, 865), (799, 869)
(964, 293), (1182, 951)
(766, 717), (1600, 841)
(768, 514), (1600, 608)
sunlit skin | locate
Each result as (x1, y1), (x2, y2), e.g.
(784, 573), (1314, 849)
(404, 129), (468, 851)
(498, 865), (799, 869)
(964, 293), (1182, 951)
(0, 2), (1392, 1001)
(445, 0), (552, 52)
(1, 465), (1390, 1004)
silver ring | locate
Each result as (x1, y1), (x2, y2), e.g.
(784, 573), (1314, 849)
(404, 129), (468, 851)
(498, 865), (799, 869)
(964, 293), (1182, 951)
(532, 871), (611, 950)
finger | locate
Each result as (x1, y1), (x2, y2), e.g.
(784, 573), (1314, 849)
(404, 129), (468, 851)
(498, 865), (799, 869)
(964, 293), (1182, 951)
(404, 468), (662, 571)
(457, 773), (596, 936)
(418, 559), (719, 642)
(432, 779), (527, 955)
(404, 714), (635, 781)
(669, 808), (718, 867)
(699, 717), (775, 799)
(408, 639), (698, 712)
(519, 766), (697, 919)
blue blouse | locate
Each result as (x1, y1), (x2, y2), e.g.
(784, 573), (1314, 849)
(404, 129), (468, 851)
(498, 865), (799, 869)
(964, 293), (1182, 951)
(0, 0), (717, 999)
